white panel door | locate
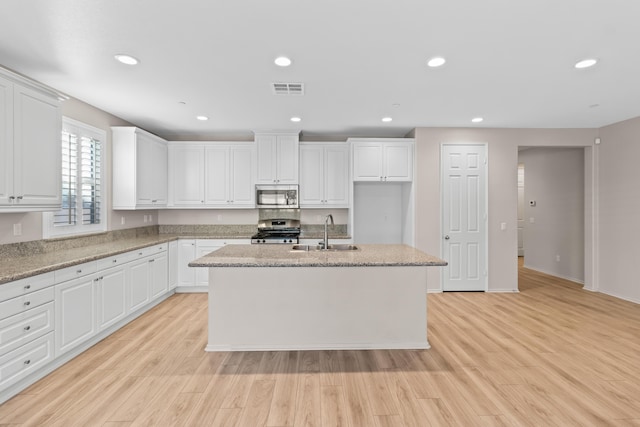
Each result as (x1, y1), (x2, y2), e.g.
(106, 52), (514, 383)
(256, 134), (277, 183)
(55, 275), (97, 356)
(135, 134), (154, 206)
(353, 143), (383, 181)
(442, 144), (487, 291)
(383, 143), (412, 181)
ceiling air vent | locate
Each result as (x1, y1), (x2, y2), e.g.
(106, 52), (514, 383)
(272, 82), (304, 95)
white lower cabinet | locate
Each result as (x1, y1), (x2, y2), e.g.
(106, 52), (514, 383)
(0, 333), (54, 391)
(96, 265), (127, 332)
(128, 257), (150, 313)
(149, 252), (168, 300)
(1, 242), (173, 404)
(177, 239), (197, 288)
(168, 241), (178, 290)
(177, 239), (250, 292)
(54, 275), (97, 357)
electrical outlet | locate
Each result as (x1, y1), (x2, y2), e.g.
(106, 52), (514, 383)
(149, 214), (153, 222)
(217, 214), (223, 221)
(13, 223), (22, 236)
(556, 255), (561, 262)
(500, 222), (507, 231)
(121, 216), (125, 225)
(143, 215), (147, 223)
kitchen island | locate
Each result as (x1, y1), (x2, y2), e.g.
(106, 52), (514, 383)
(189, 244), (447, 351)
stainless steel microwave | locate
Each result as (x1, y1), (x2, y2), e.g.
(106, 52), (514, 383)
(256, 185), (299, 208)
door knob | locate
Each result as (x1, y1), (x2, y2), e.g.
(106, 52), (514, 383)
(444, 235), (450, 240)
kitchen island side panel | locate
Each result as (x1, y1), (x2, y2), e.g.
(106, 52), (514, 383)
(206, 266), (428, 351)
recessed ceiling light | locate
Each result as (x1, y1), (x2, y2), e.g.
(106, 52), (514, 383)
(471, 117), (483, 123)
(114, 54), (139, 65)
(290, 116), (301, 122)
(274, 56), (292, 67)
(382, 117), (393, 123)
(427, 57), (446, 67)
(574, 58), (598, 69)
(196, 115), (209, 121)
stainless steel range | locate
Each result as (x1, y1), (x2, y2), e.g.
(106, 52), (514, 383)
(251, 218), (301, 244)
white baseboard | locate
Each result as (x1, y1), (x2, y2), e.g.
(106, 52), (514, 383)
(523, 265), (584, 285)
(205, 341), (431, 352)
(175, 286), (208, 293)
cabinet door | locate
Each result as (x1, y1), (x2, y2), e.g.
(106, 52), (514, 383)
(276, 135), (299, 184)
(149, 253), (168, 300)
(177, 240), (197, 287)
(128, 259), (150, 312)
(96, 265), (127, 331)
(0, 76), (12, 206)
(136, 133), (155, 206)
(204, 146), (229, 205)
(195, 243), (222, 287)
(169, 145), (205, 206)
(168, 241), (178, 290)
(13, 84), (61, 207)
(384, 143), (412, 181)
(229, 145), (255, 206)
(353, 143), (383, 181)
(152, 140), (168, 205)
(299, 145), (324, 206)
(324, 145), (350, 206)
(55, 275), (97, 357)
(256, 134), (277, 184)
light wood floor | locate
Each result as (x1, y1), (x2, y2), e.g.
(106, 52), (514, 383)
(1, 261), (640, 426)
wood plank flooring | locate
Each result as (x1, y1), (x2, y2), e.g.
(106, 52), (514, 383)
(1, 260), (640, 426)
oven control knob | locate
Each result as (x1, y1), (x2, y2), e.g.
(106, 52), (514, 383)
(261, 239), (266, 243)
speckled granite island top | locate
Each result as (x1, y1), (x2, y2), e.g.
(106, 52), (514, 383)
(189, 244), (447, 268)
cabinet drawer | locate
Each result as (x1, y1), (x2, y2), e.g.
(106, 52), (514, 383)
(54, 261), (97, 284)
(0, 272), (55, 303)
(0, 287), (54, 321)
(0, 332), (54, 391)
(96, 252), (134, 271)
(0, 302), (54, 356)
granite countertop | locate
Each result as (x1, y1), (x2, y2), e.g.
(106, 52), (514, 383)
(0, 234), (252, 285)
(189, 244), (447, 268)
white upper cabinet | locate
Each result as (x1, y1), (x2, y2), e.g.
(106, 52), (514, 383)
(0, 69), (64, 212)
(168, 142), (255, 208)
(350, 138), (414, 182)
(168, 144), (206, 206)
(112, 127), (168, 209)
(299, 142), (350, 208)
(255, 132), (299, 184)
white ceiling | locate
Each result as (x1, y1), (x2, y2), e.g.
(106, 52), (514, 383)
(1, 0), (639, 140)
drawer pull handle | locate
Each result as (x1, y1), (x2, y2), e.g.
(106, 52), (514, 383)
(76, 269), (82, 274)
(149, 259), (155, 263)
(94, 278), (100, 282)
(113, 259), (117, 263)
(24, 285), (31, 290)
(139, 252), (143, 256)
(24, 359), (31, 365)
(24, 325), (31, 331)
(24, 301), (31, 306)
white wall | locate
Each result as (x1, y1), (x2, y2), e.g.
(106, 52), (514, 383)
(413, 128), (597, 292)
(598, 116), (640, 303)
(519, 147), (585, 282)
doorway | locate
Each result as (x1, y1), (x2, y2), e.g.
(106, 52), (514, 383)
(517, 147), (585, 284)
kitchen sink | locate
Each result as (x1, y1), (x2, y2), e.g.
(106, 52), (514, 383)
(291, 244), (359, 252)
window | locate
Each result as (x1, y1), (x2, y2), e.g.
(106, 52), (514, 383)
(43, 117), (107, 238)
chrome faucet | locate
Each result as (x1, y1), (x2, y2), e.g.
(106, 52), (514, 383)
(323, 214), (334, 250)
